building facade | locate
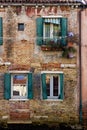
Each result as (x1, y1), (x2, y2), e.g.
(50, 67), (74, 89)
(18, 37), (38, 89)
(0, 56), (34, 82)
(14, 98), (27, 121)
(0, 0), (85, 129)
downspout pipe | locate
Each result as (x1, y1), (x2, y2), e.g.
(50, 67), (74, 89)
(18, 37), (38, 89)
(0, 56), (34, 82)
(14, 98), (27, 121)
(79, 6), (83, 124)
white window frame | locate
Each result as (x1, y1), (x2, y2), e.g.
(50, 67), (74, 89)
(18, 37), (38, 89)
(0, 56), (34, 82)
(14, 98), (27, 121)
(41, 71), (63, 99)
(47, 75), (60, 99)
(10, 71), (29, 99)
(43, 16), (62, 40)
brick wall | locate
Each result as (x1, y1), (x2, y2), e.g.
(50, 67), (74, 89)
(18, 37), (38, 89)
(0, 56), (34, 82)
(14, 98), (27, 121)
(0, 6), (80, 127)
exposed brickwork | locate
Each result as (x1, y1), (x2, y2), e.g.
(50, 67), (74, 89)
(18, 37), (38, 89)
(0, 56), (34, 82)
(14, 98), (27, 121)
(0, 5), (81, 128)
(9, 101), (30, 120)
(0, 74), (4, 99)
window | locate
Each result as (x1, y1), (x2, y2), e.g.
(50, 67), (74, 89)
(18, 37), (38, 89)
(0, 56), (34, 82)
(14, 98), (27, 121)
(41, 71), (64, 100)
(43, 19), (61, 41)
(36, 17), (67, 46)
(0, 17), (3, 45)
(4, 71), (33, 100)
(18, 23), (24, 31)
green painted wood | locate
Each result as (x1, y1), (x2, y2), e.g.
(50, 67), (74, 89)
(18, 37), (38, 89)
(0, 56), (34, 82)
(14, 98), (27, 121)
(4, 73), (11, 99)
(59, 73), (64, 99)
(36, 18), (43, 45)
(28, 73), (33, 99)
(60, 18), (67, 46)
(41, 73), (47, 99)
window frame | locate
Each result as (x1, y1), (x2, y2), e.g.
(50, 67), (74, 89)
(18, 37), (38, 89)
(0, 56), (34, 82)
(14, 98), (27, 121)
(41, 71), (64, 100)
(47, 75), (60, 99)
(43, 17), (61, 40)
(36, 16), (67, 46)
(18, 23), (24, 31)
(4, 71), (33, 100)
(11, 73), (28, 99)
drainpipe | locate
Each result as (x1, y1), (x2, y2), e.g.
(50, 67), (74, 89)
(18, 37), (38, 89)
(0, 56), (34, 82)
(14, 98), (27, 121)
(79, 5), (83, 124)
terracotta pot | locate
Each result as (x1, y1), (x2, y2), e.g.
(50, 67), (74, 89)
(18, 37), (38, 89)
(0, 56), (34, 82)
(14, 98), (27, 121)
(68, 42), (73, 47)
(41, 46), (52, 51)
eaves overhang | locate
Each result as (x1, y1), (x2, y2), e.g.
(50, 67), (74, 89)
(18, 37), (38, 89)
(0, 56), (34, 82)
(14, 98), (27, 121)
(0, 0), (83, 6)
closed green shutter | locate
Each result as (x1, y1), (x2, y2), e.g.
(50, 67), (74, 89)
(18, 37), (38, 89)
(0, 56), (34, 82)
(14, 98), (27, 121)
(41, 73), (47, 99)
(28, 73), (33, 99)
(0, 17), (3, 45)
(59, 73), (64, 99)
(4, 73), (11, 99)
(36, 18), (43, 45)
(60, 18), (67, 46)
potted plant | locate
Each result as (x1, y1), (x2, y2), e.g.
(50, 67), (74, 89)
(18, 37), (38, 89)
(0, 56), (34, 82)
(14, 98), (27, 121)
(67, 32), (79, 47)
(41, 38), (62, 51)
(62, 46), (76, 58)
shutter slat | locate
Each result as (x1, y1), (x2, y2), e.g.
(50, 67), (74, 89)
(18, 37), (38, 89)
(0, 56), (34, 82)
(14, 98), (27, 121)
(28, 73), (33, 99)
(4, 73), (11, 99)
(59, 73), (64, 99)
(0, 17), (3, 45)
(41, 74), (47, 99)
(60, 18), (67, 46)
(36, 18), (43, 45)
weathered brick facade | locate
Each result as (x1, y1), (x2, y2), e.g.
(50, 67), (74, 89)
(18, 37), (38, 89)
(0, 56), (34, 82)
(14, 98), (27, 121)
(0, 4), (82, 129)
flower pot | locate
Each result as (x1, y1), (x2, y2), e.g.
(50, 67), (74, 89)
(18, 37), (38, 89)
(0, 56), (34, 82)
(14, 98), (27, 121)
(68, 42), (73, 47)
(41, 45), (52, 51)
(68, 52), (75, 58)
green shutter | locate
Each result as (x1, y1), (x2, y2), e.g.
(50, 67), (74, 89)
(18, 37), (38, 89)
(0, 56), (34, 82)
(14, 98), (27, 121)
(59, 73), (64, 99)
(60, 18), (67, 46)
(36, 18), (43, 45)
(28, 73), (33, 99)
(4, 73), (11, 100)
(0, 17), (3, 45)
(41, 73), (47, 99)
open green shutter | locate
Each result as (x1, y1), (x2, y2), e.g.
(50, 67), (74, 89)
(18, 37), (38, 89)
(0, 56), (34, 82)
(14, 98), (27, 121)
(28, 73), (33, 99)
(60, 18), (67, 46)
(59, 73), (64, 99)
(36, 18), (43, 45)
(41, 73), (47, 99)
(0, 17), (3, 45)
(4, 73), (11, 99)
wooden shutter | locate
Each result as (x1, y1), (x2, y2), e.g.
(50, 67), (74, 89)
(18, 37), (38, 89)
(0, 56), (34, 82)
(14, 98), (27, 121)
(60, 18), (67, 46)
(4, 73), (11, 99)
(36, 18), (43, 45)
(0, 17), (3, 45)
(41, 73), (47, 99)
(59, 73), (64, 99)
(28, 73), (33, 99)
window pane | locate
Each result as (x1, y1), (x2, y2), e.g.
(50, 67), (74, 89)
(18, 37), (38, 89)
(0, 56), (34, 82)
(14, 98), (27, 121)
(53, 76), (58, 96)
(13, 74), (27, 96)
(18, 23), (24, 31)
(46, 75), (50, 96)
(45, 23), (50, 38)
(53, 24), (60, 38)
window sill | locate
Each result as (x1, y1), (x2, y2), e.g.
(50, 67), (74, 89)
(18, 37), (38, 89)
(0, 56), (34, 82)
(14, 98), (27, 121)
(42, 99), (63, 101)
(9, 99), (29, 101)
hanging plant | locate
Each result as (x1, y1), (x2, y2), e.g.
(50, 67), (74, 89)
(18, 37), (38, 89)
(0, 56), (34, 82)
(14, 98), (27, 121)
(67, 32), (79, 45)
(62, 46), (76, 58)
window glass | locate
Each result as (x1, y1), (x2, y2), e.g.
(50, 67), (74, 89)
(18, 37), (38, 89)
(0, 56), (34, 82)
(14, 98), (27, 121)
(46, 75), (50, 96)
(46, 74), (59, 98)
(44, 18), (61, 44)
(12, 74), (27, 97)
(45, 23), (50, 38)
(53, 24), (60, 38)
(18, 23), (24, 31)
(53, 76), (58, 96)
